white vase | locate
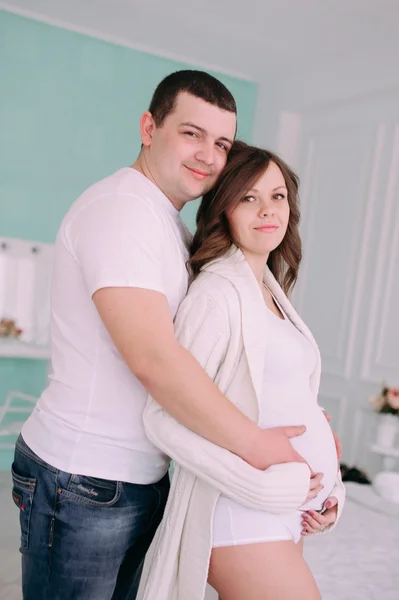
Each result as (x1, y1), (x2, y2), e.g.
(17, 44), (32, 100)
(375, 413), (399, 448)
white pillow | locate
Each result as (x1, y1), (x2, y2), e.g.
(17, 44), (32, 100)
(373, 471), (399, 504)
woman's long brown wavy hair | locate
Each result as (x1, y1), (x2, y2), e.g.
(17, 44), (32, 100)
(188, 140), (302, 295)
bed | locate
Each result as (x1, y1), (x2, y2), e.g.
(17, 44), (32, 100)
(303, 482), (399, 599)
(205, 482), (399, 600)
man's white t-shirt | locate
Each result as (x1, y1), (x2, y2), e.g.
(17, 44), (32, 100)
(22, 168), (192, 484)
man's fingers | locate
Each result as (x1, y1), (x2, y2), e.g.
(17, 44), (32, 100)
(310, 473), (323, 486)
(308, 483), (323, 496)
(305, 487), (323, 502)
(290, 448), (308, 464)
(304, 472), (324, 502)
(288, 448), (315, 475)
(284, 425), (307, 438)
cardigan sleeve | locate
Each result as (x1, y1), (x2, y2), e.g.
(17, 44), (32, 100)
(317, 468), (346, 535)
(144, 290), (311, 513)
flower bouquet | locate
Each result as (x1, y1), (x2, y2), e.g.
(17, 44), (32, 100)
(370, 385), (399, 448)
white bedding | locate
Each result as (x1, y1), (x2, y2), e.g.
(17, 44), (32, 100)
(205, 482), (399, 599)
(304, 482), (399, 599)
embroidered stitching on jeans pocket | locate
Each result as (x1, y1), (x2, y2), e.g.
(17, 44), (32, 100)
(11, 466), (36, 550)
(58, 480), (122, 507)
(12, 490), (23, 509)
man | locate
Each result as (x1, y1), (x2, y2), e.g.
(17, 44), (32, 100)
(12, 70), (324, 600)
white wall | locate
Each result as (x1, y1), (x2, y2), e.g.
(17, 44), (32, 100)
(255, 78), (399, 475)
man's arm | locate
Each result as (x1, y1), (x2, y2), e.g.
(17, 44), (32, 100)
(93, 286), (308, 470)
(71, 192), (307, 472)
(144, 397), (324, 509)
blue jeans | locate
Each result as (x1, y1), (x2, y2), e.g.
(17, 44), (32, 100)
(11, 434), (170, 600)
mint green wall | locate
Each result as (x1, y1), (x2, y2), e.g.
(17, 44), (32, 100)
(0, 11), (257, 469)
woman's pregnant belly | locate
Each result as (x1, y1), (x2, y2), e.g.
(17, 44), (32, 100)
(260, 400), (338, 511)
(290, 406), (338, 510)
(212, 403), (338, 547)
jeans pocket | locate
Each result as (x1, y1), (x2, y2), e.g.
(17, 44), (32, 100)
(60, 474), (121, 507)
(11, 465), (36, 550)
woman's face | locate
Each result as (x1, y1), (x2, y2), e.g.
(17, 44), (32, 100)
(226, 161), (290, 261)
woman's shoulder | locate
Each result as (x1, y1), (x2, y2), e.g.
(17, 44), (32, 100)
(187, 271), (239, 312)
(174, 271), (240, 332)
(174, 272), (236, 345)
(189, 270), (237, 297)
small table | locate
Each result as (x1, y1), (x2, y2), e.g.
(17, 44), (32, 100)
(370, 444), (399, 471)
(0, 338), (50, 359)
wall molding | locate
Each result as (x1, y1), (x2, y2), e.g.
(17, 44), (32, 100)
(293, 137), (315, 313)
(362, 125), (399, 381)
(375, 130), (399, 369)
(343, 125), (386, 378)
(293, 123), (387, 381)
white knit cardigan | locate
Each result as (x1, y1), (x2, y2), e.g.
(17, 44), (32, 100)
(137, 247), (346, 600)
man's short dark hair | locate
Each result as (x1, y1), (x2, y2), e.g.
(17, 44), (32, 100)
(148, 70), (237, 127)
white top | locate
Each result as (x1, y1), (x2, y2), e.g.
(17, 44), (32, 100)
(22, 168), (191, 484)
(137, 247), (346, 600)
(213, 299), (338, 546)
(259, 305), (338, 510)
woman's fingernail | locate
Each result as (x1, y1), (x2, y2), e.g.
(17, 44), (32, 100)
(325, 501), (331, 508)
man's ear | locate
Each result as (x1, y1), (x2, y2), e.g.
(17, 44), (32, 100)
(140, 111), (156, 147)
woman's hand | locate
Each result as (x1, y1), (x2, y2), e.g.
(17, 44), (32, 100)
(301, 496), (338, 536)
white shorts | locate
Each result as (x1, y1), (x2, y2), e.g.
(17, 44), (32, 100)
(212, 495), (304, 547)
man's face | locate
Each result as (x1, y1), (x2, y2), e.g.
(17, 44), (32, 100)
(142, 92), (237, 209)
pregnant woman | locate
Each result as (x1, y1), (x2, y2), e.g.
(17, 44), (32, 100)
(138, 141), (346, 600)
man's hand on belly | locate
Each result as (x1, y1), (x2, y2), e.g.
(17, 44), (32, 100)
(254, 427), (325, 503)
(258, 425), (324, 502)
(253, 426), (323, 478)
(252, 425), (310, 470)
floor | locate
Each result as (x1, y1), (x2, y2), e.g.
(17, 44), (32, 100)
(0, 472), (21, 600)
(1, 473), (398, 600)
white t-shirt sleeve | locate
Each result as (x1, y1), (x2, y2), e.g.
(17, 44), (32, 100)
(66, 194), (165, 297)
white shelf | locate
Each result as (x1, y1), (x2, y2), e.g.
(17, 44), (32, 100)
(370, 444), (399, 458)
(0, 338), (50, 359)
